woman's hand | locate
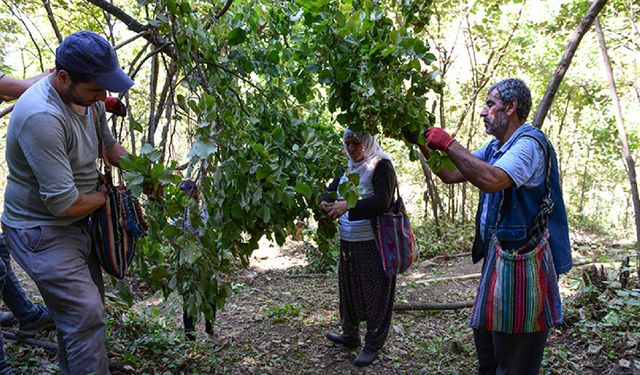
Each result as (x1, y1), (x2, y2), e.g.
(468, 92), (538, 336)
(327, 201), (348, 219)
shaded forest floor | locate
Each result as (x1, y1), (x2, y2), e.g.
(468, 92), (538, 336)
(3, 234), (640, 374)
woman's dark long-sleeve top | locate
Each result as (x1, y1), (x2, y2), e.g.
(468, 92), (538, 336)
(323, 159), (397, 220)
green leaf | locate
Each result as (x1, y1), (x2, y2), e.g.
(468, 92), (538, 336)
(256, 166), (272, 180)
(228, 28), (247, 46)
(125, 171), (145, 186)
(347, 172), (360, 185)
(179, 1), (190, 14)
(114, 279), (134, 306)
(294, 182), (312, 199)
(336, 113), (350, 125)
(140, 144), (162, 162)
(130, 117), (143, 133)
(167, 0), (177, 14)
(318, 70), (333, 84)
(252, 143), (268, 157)
(441, 155), (457, 170)
(344, 191), (358, 208)
(259, 206), (271, 223)
(305, 63), (321, 73)
(266, 50), (280, 64)
(188, 140), (218, 160)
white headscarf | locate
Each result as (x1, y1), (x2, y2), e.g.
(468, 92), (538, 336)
(342, 129), (391, 197)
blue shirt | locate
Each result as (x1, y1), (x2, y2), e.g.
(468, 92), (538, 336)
(473, 125), (545, 239)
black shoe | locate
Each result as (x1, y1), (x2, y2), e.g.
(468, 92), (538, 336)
(16, 306), (55, 338)
(325, 332), (360, 349)
(0, 312), (17, 327)
(353, 347), (378, 367)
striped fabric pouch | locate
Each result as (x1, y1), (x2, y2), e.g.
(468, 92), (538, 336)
(470, 230), (563, 333)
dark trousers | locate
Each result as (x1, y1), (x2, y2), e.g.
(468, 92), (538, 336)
(474, 329), (549, 375)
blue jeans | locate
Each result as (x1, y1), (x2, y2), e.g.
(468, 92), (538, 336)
(0, 234), (41, 372)
(3, 222), (109, 375)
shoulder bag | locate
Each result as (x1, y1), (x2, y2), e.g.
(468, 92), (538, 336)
(372, 184), (419, 278)
(91, 105), (147, 279)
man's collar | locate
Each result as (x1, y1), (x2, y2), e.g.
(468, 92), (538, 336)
(491, 123), (533, 154)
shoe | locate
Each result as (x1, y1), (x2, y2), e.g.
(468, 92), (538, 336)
(0, 312), (17, 327)
(325, 332), (360, 349)
(353, 346), (378, 367)
(16, 306), (55, 338)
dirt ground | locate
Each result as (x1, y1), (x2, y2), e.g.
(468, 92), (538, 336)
(2, 237), (639, 374)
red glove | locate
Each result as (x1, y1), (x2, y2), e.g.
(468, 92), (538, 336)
(105, 96), (126, 117)
(425, 127), (455, 150)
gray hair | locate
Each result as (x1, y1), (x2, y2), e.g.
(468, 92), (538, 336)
(488, 78), (532, 121)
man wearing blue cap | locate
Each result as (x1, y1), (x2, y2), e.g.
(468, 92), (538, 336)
(2, 30), (134, 375)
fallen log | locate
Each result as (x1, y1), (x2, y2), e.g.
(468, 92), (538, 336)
(394, 300), (474, 311)
(285, 273), (334, 279)
(428, 252), (471, 261)
(414, 273), (482, 284)
(3, 330), (128, 371)
(2, 330), (57, 351)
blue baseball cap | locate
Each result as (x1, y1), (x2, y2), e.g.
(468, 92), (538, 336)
(55, 31), (134, 93)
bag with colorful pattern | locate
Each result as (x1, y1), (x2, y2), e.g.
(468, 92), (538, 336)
(372, 185), (419, 278)
(90, 105), (147, 279)
(470, 230), (562, 333)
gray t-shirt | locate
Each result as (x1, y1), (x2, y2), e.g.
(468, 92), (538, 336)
(3, 77), (116, 227)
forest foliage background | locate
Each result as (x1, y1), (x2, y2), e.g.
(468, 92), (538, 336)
(0, 0), (638, 329)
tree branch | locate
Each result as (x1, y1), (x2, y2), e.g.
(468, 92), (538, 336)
(533, 0), (609, 128)
(42, 0), (62, 43)
(84, 0), (174, 57)
(216, 0), (234, 20)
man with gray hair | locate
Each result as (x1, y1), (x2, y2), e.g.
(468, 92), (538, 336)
(2, 30), (133, 374)
(410, 78), (572, 374)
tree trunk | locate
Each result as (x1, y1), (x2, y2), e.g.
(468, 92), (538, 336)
(533, 0), (608, 129)
(594, 17), (640, 279)
(578, 142), (592, 216)
(147, 53), (159, 146)
(418, 153), (441, 231)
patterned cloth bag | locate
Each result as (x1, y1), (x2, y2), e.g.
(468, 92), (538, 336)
(372, 185), (419, 278)
(91, 105), (147, 279)
(470, 144), (562, 333)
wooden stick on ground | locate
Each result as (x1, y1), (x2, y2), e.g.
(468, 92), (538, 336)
(429, 252), (471, 261)
(2, 330), (57, 351)
(394, 300), (474, 311)
(3, 330), (128, 371)
(414, 273), (482, 284)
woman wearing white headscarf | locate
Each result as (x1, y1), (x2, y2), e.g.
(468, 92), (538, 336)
(320, 129), (397, 367)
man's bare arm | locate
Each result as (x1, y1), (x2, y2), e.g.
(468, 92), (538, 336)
(445, 141), (513, 193)
(60, 192), (106, 217)
(106, 141), (128, 167)
(0, 72), (49, 101)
